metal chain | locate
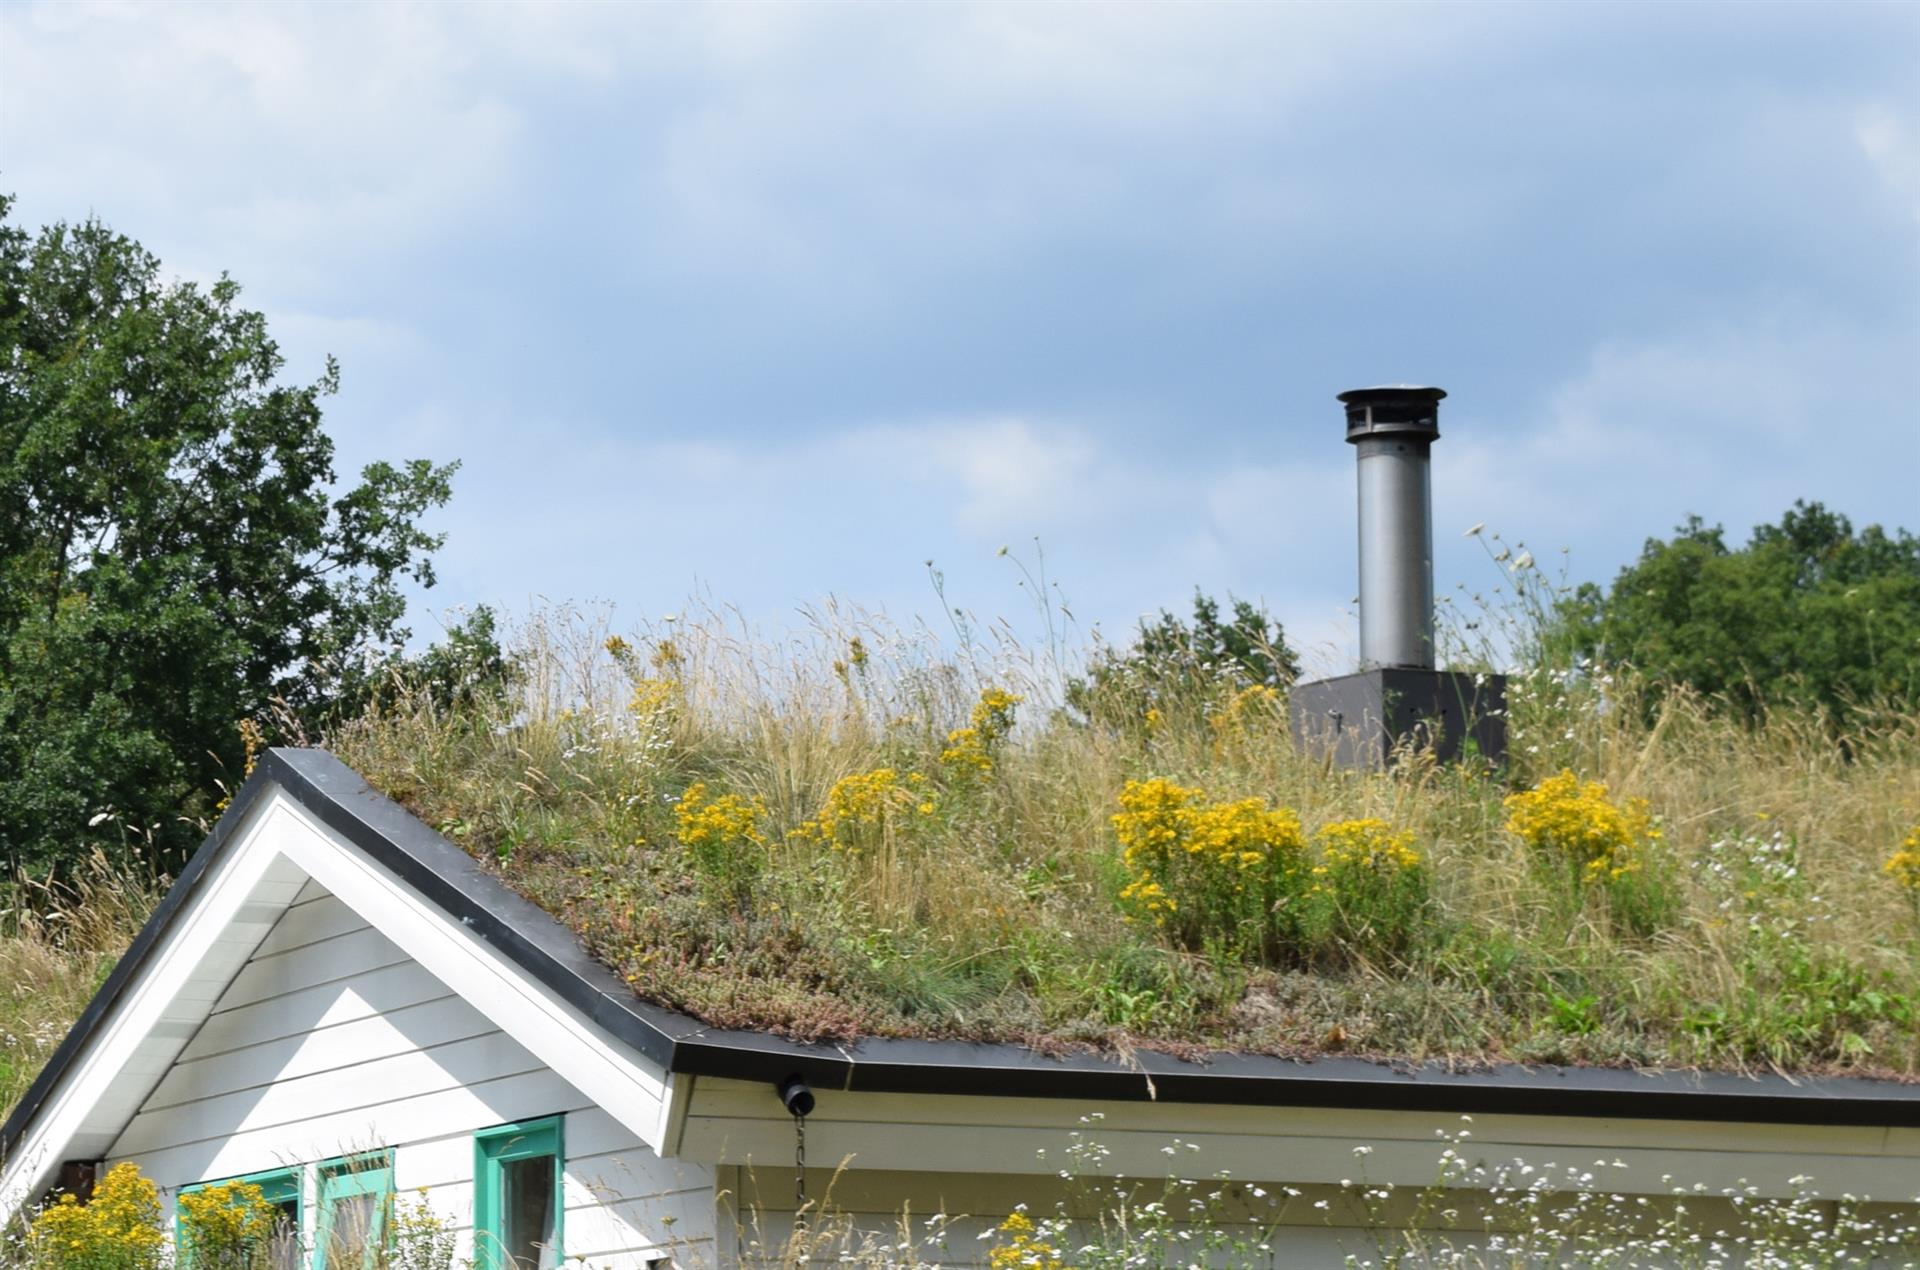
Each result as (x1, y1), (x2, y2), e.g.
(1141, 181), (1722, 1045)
(794, 1112), (808, 1222)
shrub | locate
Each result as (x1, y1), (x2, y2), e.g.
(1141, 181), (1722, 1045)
(1066, 591), (1297, 735)
(1113, 779), (1311, 962)
(27, 1163), (166, 1270)
(788, 768), (932, 854)
(1504, 768), (1674, 934)
(1310, 818), (1428, 961)
(675, 781), (770, 901)
(939, 688), (1021, 776)
(175, 1179), (280, 1270)
(1887, 824), (1920, 897)
(387, 1192), (459, 1270)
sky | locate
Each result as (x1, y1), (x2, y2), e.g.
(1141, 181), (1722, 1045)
(3, 0), (1916, 674)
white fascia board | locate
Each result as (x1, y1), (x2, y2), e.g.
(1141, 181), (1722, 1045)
(265, 791), (676, 1152)
(0, 793), (304, 1221)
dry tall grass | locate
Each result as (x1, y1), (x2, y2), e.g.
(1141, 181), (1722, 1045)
(0, 854), (158, 1120)
(331, 600), (1920, 1077)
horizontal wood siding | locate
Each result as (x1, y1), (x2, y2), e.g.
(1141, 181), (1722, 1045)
(686, 1077), (1920, 1267)
(108, 886), (715, 1267)
(681, 1076), (1920, 1200)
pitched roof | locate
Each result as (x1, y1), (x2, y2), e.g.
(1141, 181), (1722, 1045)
(7, 747), (1918, 1185)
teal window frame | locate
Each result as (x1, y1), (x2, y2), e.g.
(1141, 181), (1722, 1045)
(474, 1117), (565, 1270)
(174, 1167), (302, 1266)
(313, 1150), (395, 1270)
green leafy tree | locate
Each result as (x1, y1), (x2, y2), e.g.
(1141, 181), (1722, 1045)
(0, 198), (456, 875)
(331, 603), (519, 721)
(1562, 501), (1920, 722)
(1067, 590), (1298, 729)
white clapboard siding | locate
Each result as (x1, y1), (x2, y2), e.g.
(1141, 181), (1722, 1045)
(107, 879), (717, 1268)
(249, 891), (373, 957)
(212, 926), (412, 1013)
(178, 959), (453, 1062)
(679, 1076), (1920, 1202)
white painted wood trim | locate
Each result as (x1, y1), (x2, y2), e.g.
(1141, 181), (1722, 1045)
(0, 794), (303, 1219)
(2, 779), (689, 1226)
(254, 793), (675, 1152)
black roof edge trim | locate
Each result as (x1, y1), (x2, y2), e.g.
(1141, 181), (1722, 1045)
(8, 747), (1918, 1174)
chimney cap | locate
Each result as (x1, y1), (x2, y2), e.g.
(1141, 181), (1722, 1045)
(1338, 385), (1445, 443)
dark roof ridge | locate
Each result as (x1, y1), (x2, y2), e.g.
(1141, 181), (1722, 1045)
(6, 747), (1918, 1170)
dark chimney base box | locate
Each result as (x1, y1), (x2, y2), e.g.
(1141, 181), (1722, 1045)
(1290, 668), (1507, 769)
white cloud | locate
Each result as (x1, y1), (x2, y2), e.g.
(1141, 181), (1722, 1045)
(407, 409), (1363, 660)
(2, 2), (526, 293)
(5, 0), (1912, 667)
(1856, 106), (1920, 223)
(1434, 309), (1918, 596)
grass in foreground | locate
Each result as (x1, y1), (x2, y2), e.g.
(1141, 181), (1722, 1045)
(329, 602), (1920, 1078)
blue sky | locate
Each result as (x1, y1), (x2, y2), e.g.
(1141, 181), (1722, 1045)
(4, 1), (1916, 672)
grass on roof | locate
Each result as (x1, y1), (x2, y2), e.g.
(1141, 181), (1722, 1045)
(327, 597), (1920, 1081)
(0, 857), (158, 1119)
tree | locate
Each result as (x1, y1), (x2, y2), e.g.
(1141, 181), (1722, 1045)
(1067, 591), (1298, 729)
(1561, 502), (1920, 723)
(0, 199), (457, 875)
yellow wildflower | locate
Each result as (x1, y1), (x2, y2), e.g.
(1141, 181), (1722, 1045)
(1210, 682), (1281, 749)
(1317, 818), (1422, 874)
(1112, 778), (1307, 953)
(987, 1209), (1065, 1270)
(940, 726), (992, 773)
(629, 676), (678, 718)
(676, 782), (768, 851)
(790, 768), (917, 851)
(1504, 769), (1656, 884)
(1887, 824), (1920, 892)
(178, 1179), (279, 1260)
(31, 1162), (168, 1264)
(940, 687), (1024, 775)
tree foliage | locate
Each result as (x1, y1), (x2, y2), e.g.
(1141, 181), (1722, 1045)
(1067, 591), (1297, 729)
(0, 199), (456, 875)
(1561, 501), (1920, 722)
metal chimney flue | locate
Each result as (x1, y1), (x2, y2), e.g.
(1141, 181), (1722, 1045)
(1340, 385), (1443, 671)
(1290, 384), (1506, 769)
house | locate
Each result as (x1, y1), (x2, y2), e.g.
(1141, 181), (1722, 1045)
(2, 748), (1916, 1267)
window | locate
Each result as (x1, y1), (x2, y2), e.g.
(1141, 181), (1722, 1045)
(314, 1151), (395, 1270)
(176, 1168), (302, 1270)
(475, 1118), (564, 1270)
